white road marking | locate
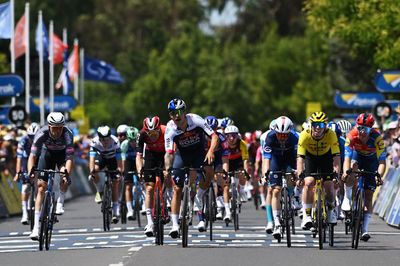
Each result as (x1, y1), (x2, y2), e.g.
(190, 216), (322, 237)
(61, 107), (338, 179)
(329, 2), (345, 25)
(86, 235), (119, 240)
(73, 241), (108, 246)
(128, 246), (142, 251)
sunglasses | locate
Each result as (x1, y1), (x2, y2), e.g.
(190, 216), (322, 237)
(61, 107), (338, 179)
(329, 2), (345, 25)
(357, 125), (371, 134)
(169, 109), (184, 117)
(276, 133), (289, 141)
(311, 122), (326, 129)
(118, 133), (126, 137)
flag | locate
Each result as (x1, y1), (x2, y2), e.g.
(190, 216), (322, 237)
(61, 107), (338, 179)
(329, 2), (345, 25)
(68, 41), (79, 81)
(35, 22), (49, 58)
(84, 57), (124, 84)
(52, 33), (67, 64)
(14, 14), (26, 58)
(0, 1), (11, 39)
(55, 68), (73, 95)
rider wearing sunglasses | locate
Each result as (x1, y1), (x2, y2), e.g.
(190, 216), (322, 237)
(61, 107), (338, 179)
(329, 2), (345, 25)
(342, 112), (386, 242)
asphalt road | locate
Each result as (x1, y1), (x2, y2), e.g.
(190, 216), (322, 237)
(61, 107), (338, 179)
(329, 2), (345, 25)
(0, 194), (399, 266)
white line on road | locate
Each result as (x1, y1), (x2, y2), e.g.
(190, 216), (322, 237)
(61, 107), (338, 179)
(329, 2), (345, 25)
(128, 247), (142, 251)
(86, 235), (119, 240)
(58, 246), (95, 250)
(0, 248), (37, 253)
(58, 228), (88, 233)
(0, 244), (38, 249)
(73, 241), (108, 246)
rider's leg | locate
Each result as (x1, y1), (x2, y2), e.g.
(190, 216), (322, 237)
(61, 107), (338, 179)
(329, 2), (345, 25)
(145, 182), (155, 225)
(271, 186), (282, 226)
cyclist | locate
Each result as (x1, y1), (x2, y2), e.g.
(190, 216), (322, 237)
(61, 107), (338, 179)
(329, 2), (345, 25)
(120, 126), (139, 221)
(219, 117), (234, 133)
(336, 120), (353, 138)
(14, 123), (40, 225)
(28, 112), (74, 240)
(222, 125), (249, 222)
(136, 116), (167, 237)
(116, 124), (129, 143)
(262, 116), (298, 238)
(297, 111), (341, 230)
(342, 113), (386, 241)
(88, 126), (123, 224)
(164, 98), (218, 237)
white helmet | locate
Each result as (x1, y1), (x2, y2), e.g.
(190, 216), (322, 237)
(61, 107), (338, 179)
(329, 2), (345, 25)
(116, 124), (129, 134)
(269, 119), (276, 130)
(225, 125), (239, 134)
(302, 121), (310, 131)
(273, 116), (293, 134)
(336, 120), (352, 136)
(47, 112), (65, 126)
(27, 123), (40, 136)
(97, 126), (111, 138)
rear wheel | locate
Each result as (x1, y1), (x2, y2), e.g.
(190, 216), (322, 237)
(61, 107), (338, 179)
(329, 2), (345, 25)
(120, 183), (127, 224)
(329, 223), (334, 247)
(29, 185), (35, 231)
(134, 188), (141, 227)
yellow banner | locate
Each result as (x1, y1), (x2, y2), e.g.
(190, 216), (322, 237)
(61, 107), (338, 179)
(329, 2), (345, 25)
(0, 174), (21, 215)
(306, 102), (322, 119)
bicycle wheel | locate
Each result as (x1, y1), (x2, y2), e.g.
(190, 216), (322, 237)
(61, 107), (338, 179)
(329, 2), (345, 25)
(39, 193), (50, 251)
(354, 191), (364, 249)
(253, 181), (259, 210)
(135, 191), (141, 227)
(154, 186), (162, 245)
(283, 188), (291, 247)
(45, 194), (56, 250)
(232, 186), (239, 231)
(120, 183), (127, 224)
(181, 186), (189, 248)
(329, 223), (334, 247)
(209, 185), (216, 241)
(316, 188), (323, 250)
(102, 182), (111, 231)
(29, 185), (35, 231)
(291, 207), (296, 235)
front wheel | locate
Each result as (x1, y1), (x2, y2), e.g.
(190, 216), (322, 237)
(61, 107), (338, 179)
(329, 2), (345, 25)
(316, 188), (323, 250)
(283, 189), (291, 248)
(39, 193), (50, 251)
(181, 186), (189, 248)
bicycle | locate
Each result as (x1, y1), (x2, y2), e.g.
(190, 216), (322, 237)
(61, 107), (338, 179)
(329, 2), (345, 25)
(31, 168), (67, 251)
(227, 169), (250, 231)
(120, 171), (142, 227)
(345, 169), (381, 249)
(204, 170), (224, 241)
(141, 167), (169, 246)
(268, 170), (297, 247)
(301, 172), (337, 250)
(17, 171), (36, 230)
(169, 167), (204, 248)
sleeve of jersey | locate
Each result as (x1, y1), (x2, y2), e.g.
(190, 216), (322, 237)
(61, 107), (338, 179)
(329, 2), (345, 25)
(297, 132), (307, 156)
(115, 145), (122, 160)
(329, 131), (340, 155)
(262, 137), (272, 160)
(344, 137), (353, 159)
(120, 141), (128, 160)
(164, 126), (175, 154)
(30, 133), (44, 156)
(65, 131), (75, 160)
(16, 140), (25, 158)
(89, 142), (97, 158)
(193, 114), (215, 137)
(137, 134), (145, 155)
(375, 136), (386, 161)
(240, 140), (249, 160)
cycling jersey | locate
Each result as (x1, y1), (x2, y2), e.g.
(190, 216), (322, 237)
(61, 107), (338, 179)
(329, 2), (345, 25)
(222, 139), (249, 161)
(17, 135), (33, 159)
(345, 128), (386, 161)
(31, 126), (74, 160)
(120, 139), (137, 161)
(165, 113), (215, 154)
(297, 128), (340, 157)
(137, 125), (166, 155)
(89, 135), (121, 160)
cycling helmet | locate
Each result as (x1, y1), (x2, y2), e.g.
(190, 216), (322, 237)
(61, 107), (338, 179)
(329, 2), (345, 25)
(47, 112), (65, 126)
(336, 120), (352, 136)
(27, 122), (40, 136)
(97, 126), (111, 138)
(168, 98), (186, 112)
(269, 119), (276, 130)
(327, 122), (342, 138)
(225, 125), (239, 134)
(143, 116), (161, 131)
(302, 121), (310, 131)
(221, 117), (234, 128)
(116, 124), (129, 134)
(309, 111), (328, 123)
(127, 127), (139, 141)
(356, 113), (374, 128)
(205, 116), (218, 130)
(273, 116), (293, 134)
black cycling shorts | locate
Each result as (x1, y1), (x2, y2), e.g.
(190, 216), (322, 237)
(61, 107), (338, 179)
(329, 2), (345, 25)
(303, 152), (335, 181)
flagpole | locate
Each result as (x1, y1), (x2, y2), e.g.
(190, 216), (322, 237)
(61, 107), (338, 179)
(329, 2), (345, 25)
(73, 38), (79, 100)
(38, 11), (45, 125)
(62, 28), (67, 95)
(49, 20), (54, 112)
(25, 3), (30, 115)
(10, 0), (15, 106)
(80, 48), (84, 107)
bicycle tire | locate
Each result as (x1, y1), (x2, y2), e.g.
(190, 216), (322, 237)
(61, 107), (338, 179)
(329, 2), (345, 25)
(45, 194), (56, 250)
(329, 223), (334, 247)
(181, 185), (189, 248)
(317, 188), (323, 250)
(39, 193), (50, 251)
(135, 191), (141, 227)
(209, 185), (216, 241)
(253, 181), (259, 210)
(29, 185), (35, 231)
(283, 188), (291, 247)
(354, 191), (363, 249)
(102, 182), (111, 231)
(232, 186), (239, 231)
(291, 208), (296, 235)
(121, 183), (127, 224)
(155, 186), (162, 245)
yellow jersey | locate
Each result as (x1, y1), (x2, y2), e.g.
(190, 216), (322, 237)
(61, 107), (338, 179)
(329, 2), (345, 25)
(297, 128), (340, 157)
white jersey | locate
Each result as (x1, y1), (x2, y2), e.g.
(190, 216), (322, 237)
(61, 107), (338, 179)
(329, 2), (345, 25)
(89, 135), (121, 159)
(164, 113), (215, 154)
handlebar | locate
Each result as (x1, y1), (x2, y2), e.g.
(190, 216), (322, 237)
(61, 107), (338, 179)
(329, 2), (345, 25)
(228, 169), (250, 180)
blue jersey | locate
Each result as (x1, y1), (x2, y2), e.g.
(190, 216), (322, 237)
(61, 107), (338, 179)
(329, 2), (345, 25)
(16, 135), (33, 159)
(338, 135), (345, 164)
(263, 131), (298, 160)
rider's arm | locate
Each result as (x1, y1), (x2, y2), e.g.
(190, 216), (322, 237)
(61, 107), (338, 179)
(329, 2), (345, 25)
(377, 160), (386, 177)
(13, 157), (22, 181)
(296, 156), (304, 177)
(222, 157), (229, 173)
(136, 153), (143, 175)
(64, 158), (73, 176)
(89, 156), (95, 173)
(333, 154), (341, 176)
(164, 152), (174, 171)
(27, 153), (36, 174)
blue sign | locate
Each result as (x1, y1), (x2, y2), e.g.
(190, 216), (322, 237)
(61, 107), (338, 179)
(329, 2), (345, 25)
(0, 107), (11, 124)
(334, 92), (385, 109)
(0, 74), (24, 97)
(375, 69), (400, 92)
(30, 95), (78, 113)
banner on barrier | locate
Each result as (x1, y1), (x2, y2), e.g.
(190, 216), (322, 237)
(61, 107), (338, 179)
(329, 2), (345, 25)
(0, 174), (21, 215)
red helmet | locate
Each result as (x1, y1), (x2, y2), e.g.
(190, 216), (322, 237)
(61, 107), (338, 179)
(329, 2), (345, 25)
(143, 116), (161, 131)
(356, 113), (375, 128)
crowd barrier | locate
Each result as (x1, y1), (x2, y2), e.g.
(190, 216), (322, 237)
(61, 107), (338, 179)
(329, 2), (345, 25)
(0, 164), (95, 218)
(373, 167), (400, 227)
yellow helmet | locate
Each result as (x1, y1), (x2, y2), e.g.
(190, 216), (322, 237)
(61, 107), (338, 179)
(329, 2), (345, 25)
(309, 111), (328, 123)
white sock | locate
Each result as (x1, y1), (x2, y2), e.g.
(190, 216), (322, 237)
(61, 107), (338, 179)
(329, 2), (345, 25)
(216, 196), (224, 208)
(57, 191), (65, 205)
(304, 203), (313, 217)
(260, 194), (266, 205)
(126, 202), (133, 213)
(34, 211), (40, 231)
(363, 213), (372, 233)
(224, 202), (231, 215)
(146, 208), (153, 225)
(171, 214), (179, 228)
(273, 210), (281, 225)
(22, 201), (28, 214)
(344, 184), (352, 201)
